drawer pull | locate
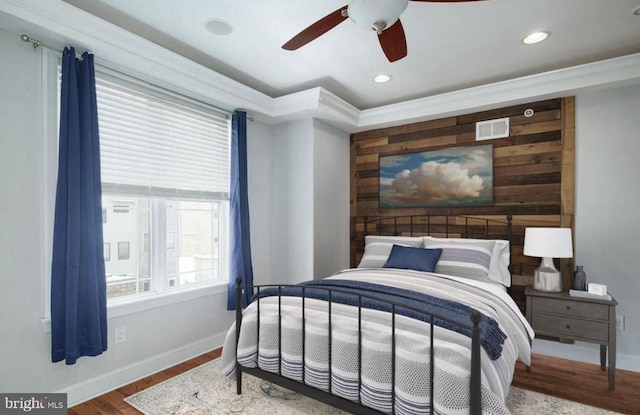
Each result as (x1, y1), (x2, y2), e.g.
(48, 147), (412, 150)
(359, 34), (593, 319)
(566, 324), (571, 329)
(566, 305), (571, 310)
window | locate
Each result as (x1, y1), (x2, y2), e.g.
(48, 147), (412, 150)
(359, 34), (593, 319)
(117, 241), (130, 260)
(94, 71), (231, 301)
(53, 63), (231, 303)
(166, 200), (221, 288)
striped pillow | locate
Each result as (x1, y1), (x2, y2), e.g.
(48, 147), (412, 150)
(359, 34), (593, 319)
(358, 236), (423, 269)
(422, 237), (495, 283)
(491, 240), (511, 287)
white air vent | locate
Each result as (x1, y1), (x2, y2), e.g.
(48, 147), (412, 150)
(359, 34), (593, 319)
(476, 117), (510, 141)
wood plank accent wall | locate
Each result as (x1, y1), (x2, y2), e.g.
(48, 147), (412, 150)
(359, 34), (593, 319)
(350, 97), (576, 309)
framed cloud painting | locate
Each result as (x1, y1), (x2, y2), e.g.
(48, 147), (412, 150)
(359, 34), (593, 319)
(379, 144), (493, 208)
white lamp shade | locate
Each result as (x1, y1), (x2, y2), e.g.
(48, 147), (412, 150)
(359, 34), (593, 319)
(523, 227), (573, 258)
(348, 0), (409, 31)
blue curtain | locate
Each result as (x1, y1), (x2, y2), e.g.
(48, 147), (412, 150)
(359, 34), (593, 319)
(51, 48), (107, 364)
(227, 111), (254, 309)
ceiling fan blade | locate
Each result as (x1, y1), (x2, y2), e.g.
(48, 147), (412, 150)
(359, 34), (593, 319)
(282, 6), (348, 51)
(378, 19), (407, 62)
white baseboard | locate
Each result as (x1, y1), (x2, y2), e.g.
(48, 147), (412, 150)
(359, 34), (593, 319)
(58, 332), (227, 407)
(57, 334), (639, 407)
(532, 338), (640, 373)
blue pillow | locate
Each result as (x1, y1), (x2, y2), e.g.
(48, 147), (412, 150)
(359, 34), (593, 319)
(383, 245), (443, 273)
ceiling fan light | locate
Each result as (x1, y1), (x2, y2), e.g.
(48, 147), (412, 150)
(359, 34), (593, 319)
(348, 0), (409, 33)
(371, 21), (387, 34)
(522, 31), (550, 45)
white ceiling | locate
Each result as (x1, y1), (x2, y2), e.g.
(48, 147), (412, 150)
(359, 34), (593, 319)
(59, 0), (640, 110)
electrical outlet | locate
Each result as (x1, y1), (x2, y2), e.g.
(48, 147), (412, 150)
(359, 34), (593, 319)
(616, 316), (625, 331)
(115, 326), (127, 344)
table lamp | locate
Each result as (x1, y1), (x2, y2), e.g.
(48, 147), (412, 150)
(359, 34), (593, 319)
(523, 227), (573, 292)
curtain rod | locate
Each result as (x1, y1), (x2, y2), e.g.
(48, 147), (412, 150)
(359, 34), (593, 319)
(20, 33), (243, 119)
(21, 34), (84, 61)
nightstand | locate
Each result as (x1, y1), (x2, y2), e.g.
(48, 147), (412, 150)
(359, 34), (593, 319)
(525, 286), (618, 390)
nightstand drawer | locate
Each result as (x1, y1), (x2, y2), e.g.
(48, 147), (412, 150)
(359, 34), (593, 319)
(531, 297), (609, 320)
(532, 314), (609, 342)
(525, 287), (618, 390)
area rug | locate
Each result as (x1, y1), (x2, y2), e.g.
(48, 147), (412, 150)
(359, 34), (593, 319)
(125, 359), (620, 415)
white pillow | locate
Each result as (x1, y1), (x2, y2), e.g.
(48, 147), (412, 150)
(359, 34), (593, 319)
(422, 236), (495, 283)
(490, 240), (511, 287)
(358, 235), (423, 268)
(425, 236), (511, 286)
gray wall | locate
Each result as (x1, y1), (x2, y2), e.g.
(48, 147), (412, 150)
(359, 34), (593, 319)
(575, 84), (640, 367)
(272, 119), (315, 284)
(313, 119), (351, 279)
(256, 118), (351, 284)
(533, 84), (640, 371)
(0, 25), (48, 391)
(246, 119), (277, 286)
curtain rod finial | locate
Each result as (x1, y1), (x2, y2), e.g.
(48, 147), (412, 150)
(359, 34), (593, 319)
(20, 34), (40, 50)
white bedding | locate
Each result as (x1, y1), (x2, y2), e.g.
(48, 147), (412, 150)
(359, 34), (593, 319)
(221, 268), (533, 415)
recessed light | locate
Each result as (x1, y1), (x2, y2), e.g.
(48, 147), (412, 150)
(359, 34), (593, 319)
(633, 5), (640, 15)
(522, 31), (550, 45)
(205, 19), (233, 36)
(373, 74), (392, 83)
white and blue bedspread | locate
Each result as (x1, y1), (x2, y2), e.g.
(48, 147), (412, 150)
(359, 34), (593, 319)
(220, 268), (533, 415)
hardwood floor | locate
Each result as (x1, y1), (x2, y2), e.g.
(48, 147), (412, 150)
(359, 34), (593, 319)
(69, 349), (639, 414)
(513, 353), (640, 415)
(68, 349), (221, 415)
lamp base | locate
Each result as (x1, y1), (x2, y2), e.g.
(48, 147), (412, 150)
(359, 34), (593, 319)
(533, 269), (562, 292)
(532, 257), (562, 292)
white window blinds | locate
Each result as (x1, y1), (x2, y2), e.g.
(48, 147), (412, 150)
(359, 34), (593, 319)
(94, 72), (231, 199)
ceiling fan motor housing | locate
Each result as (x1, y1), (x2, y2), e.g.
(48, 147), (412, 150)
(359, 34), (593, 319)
(348, 0), (409, 33)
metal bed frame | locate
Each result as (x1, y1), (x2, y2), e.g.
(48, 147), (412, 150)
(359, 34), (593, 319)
(234, 214), (513, 415)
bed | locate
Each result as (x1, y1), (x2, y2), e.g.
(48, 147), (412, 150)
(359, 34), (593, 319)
(220, 215), (534, 415)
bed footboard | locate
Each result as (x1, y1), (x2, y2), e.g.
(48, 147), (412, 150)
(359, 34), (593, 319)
(234, 276), (483, 415)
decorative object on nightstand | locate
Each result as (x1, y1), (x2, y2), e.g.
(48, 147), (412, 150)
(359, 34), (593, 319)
(525, 286), (618, 390)
(588, 282), (608, 296)
(523, 227), (573, 292)
(572, 265), (587, 290)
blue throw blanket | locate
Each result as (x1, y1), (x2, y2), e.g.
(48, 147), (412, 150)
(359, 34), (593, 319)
(251, 279), (506, 360)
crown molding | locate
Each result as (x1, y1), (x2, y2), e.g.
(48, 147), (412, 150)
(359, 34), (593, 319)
(2, 0), (640, 133)
(356, 52), (640, 131)
(0, 0), (273, 114)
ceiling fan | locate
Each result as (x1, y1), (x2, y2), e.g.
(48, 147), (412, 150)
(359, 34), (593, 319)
(282, 0), (486, 62)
